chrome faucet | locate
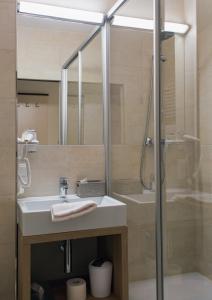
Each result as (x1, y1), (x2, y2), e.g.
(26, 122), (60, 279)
(59, 177), (69, 199)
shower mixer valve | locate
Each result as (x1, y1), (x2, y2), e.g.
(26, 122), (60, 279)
(145, 137), (153, 147)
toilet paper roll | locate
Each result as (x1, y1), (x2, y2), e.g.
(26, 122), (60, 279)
(66, 278), (86, 300)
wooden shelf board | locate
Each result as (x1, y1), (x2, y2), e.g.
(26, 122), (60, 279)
(51, 283), (118, 300)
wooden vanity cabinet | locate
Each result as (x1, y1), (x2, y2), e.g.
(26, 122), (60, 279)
(18, 226), (128, 300)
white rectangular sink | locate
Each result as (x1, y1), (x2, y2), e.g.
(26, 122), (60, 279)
(17, 195), (126, 236)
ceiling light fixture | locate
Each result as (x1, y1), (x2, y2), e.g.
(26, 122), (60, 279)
(18, 1), (105, 25)
(18, 2), (190, 35)
(112, 15), (190, 35)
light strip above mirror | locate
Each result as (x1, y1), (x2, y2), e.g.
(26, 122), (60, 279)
(18, 1), (105, 25)
(18, 1), (190, 35)
(112, 16), (190, 35)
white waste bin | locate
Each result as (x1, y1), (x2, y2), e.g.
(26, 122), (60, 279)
(89, 258), (113, 298)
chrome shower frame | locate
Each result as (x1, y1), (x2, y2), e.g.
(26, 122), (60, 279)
(154, 1), (165, 300)
(102, 21), (111, 195)
(60, 69), (68, 145)
(60, 0), (165, 298)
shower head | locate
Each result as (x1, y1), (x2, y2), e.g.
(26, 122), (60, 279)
(161, 31), (175, 41)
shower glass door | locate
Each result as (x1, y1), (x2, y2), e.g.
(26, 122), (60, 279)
(161, 0), (212, 299)
(110, 1), (158, 299)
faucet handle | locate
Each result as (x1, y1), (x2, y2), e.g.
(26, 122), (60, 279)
(59, 177), (69, 199)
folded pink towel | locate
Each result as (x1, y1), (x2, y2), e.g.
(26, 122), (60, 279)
(51, 200), (97, 222)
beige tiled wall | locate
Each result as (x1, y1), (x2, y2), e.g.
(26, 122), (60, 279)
(110, 28), (192, 191)
(0, 1), (16, 299)
(198, 0), (212, 194)
(22, 145), (105, 197)
(115, 193), (198, 281)
(196, 0), (212, 279)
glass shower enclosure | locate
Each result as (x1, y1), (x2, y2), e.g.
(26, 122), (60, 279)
(59, 1), (211, 300)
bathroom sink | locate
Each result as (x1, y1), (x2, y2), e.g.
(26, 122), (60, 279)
(17, 195), (126, 236)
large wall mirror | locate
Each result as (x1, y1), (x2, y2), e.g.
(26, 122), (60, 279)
(17, 14), (106, 145)
(66, 32), (103, 145)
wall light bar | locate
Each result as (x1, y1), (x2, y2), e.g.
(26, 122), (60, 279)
(164, 22), (190, 34)
(18, 2), (190, 35)
(18, 1), (105, 25)
(112, 15), (190, 35)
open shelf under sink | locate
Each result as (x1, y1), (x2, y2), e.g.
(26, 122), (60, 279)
(51, 283), (119, 300)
